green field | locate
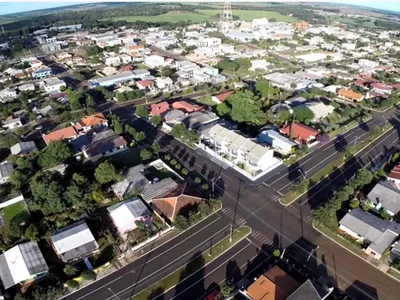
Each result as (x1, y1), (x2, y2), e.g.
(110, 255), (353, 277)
(106, 9), (297, 23)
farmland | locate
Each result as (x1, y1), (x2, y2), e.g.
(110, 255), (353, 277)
(105, 9), (297, 23)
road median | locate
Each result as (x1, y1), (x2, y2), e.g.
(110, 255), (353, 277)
(131, 226), (252, 300)
(280, 124), (393, 206)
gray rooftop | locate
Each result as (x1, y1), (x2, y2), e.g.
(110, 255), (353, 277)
(2, 118), (21, 125)
(164, 110), (185, 123)
(107, 197), (150, 218)
(367, 182), (400, 214)
(181, 110), (219, 129)
(0, 163), (13, 179)
(141, 178), (179, 203)
(287, 279), (329, 300)
(112, 164), (149, 198)
(340, 208), (400, 255)
(95, 71), (135, 83)
(10, 141), (37, 156)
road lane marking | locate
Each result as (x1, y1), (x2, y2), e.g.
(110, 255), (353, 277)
(167, 242), (252, 300)
(64, 216), (226, 300)
(299, 130), (399, 206)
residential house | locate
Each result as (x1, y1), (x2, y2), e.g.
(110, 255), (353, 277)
(136, 80), (154, 91)
(180, 110), (219, 130)
(242, 265), (332, 300)
(155, 77), (173, 90)
(264, 72), (312, 91)
(144, 55), (165, 69)
(151, 186), (203, 223)
(104, 56), (121, 67)
(2, 118), (23, 130)
(203, 124), (282, 176)
(17, 83), (36, 92)
(0, 242), (48, 290)
(150, 101), (170, 116)
(388, 165), (400, 189)
(108, 197), (152, 234)
(57, 52), (72, 60)
(119, 53), (132, 64)
(40, 77), (66, 93)
(337, 89), (365, 102)
(163, 110), (186, 124)
(42, 126), (78, 145)
(339, 208), (400, 259)
(10, 141), (37, 156)
(370, 82), (393, 95)
(73, 113), (108, 133)
(112, 164), (149, 199)
(50, 220), (99, 263)
(82, 129), (128, 162)
(211, 90), (234, 104)
(0, 162), (13, 185)
(367, 182), (400, 216)
(257, 130), (297, 156)
(32, 67), (53, 79)
(249, 59), (271, 72)
(280, 123), (319, 145)
(90, 71), (136, 87)
(0, 88), (17, 103)
(172, 101), (202, 113)
(141, 178), (180, 203)
(133, 69), (151, 80)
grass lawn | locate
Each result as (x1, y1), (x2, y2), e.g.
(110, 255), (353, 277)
(329, 16), (379, 29)
(105, 9), (297, 24)
(110, 147), (143, 169)
(197, 9), (297, 23)
(3, 201), (30, 224)
(106, 11), (213, 23)
(193, 95), (217, 107)
(132, 226), (251, 300)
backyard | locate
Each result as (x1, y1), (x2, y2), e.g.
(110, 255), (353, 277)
(3, 200), (30, 225)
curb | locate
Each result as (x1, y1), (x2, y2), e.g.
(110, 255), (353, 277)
(312, 221), (400, 284)
(136, 226), (253, 300)
(279, 125), (394, 207)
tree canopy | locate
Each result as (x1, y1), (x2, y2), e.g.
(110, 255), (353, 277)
(293, 106), (314, 124)
(38, 141), (73, 169)
(95, 161), (120, 184)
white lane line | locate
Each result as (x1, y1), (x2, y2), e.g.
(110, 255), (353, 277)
(300, 130), (399, 207)
(270, 121), (381, 186)
(168, 242), (253, 300)
(68, 217), (225, 300)
(103, 224), (231, 300)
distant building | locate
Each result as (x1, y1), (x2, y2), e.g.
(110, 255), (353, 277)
(32, 67), (53, 79)
(0, 162), (14, 185)
(10, 141), (37, 156)
(90, 71), (136, 87)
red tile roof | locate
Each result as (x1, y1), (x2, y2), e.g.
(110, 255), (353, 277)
(120, 65), (133, 72)
(136, 80), (153, 87)
(150, 101), (170, 116)
(371, 82), (393, 91)
(43, 126), (77, 145)
(75, 113), (108, 129)
(172, 101), (202, 113)
(151, 194), (203, 222)
(214, 90), (234, 102)
(281, 123), (319, 143)
(388, 165), (400, 181)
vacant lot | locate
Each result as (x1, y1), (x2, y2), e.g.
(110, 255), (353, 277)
(106, 9), (297, 23)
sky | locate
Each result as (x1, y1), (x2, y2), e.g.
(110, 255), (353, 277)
(0, 1), (399, 16)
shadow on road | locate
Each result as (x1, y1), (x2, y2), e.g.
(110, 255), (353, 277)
(345, 280), (379, 300)
(174, 251), (205, 298)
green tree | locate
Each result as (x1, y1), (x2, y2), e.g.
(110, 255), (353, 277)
(124, 124), (137, 137)
(86, 95), (95, 108)
(66, 279), (79, 289)
(221, 283), (234, 298)
(217, 58), (238, 72)
(195, 177), (202, 184)
(81, 270), (96, 281)
(38, 140), (73, 168)
(276, 109), (290, 123)
(293, 106), (314, 124)
(350, 199), (360, 209)
(174, 215), (189, 230)
(95, 161), (120, 184)
(64, 264), (79, 277)
(64, 184), (84, 207)
(25, 224), (40, 242)
(9, 169), (27, 189)
(255, 79), (272, 98)
(150, 115), (162, 126)
(140, 148), (152, 160)
(151, 143), (161, 156)
(160, 67), (174, 77)
(202, 183), (209, 190)
(135, 105), (149, 118)
(181, 168), (188, 175)
(216, 102), (231, 117)
(113, 120), (124, 135)
(134, 131), (146, 143)
(273, 249), (281, 257)
(164, 154), (171, 161)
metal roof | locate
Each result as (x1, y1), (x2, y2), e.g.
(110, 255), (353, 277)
(0, 163), (13, 179)
(367, 182), (400, 214)
(141, 178), (179, 203)
(10, 141), (37, 155)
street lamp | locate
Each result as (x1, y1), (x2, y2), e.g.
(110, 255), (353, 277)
(306, 246), (319, 262)
(298, 169), (306, 181)
(211, 176), (222, 194)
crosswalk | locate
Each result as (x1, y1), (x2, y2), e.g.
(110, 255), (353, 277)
(248, 230), (276, 251)
(220, 207), (247, 226)
(255, 185), (281, 203)
(284, 205), (313, 224)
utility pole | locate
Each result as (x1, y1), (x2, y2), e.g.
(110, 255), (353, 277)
(211, 175), (221, 194)
(229, 223), (233, 243)
(298, 169), (306, 181)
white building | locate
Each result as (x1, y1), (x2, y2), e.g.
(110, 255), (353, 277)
(0, 242), (48, 290)
(251, 18), (269, 30)
(2, 118), (23, 130)
(119, 53), (132, 64)
(0, 88), (17, 103)
(17, 83), (36, 92)
(40, 77), (66, 93)
(144, 55), (165, 69)
(264, 72), (313, 91)
(202, 124), (282, 177)
(0, 162), (14, 185)
(250, 59), (271, 71)
(155, 77), (174, 90)
(342, 43), (356, 50)
(294, 101), (335, 122)
(358, 59), (379, 68)
(104, 56), (121, 67)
